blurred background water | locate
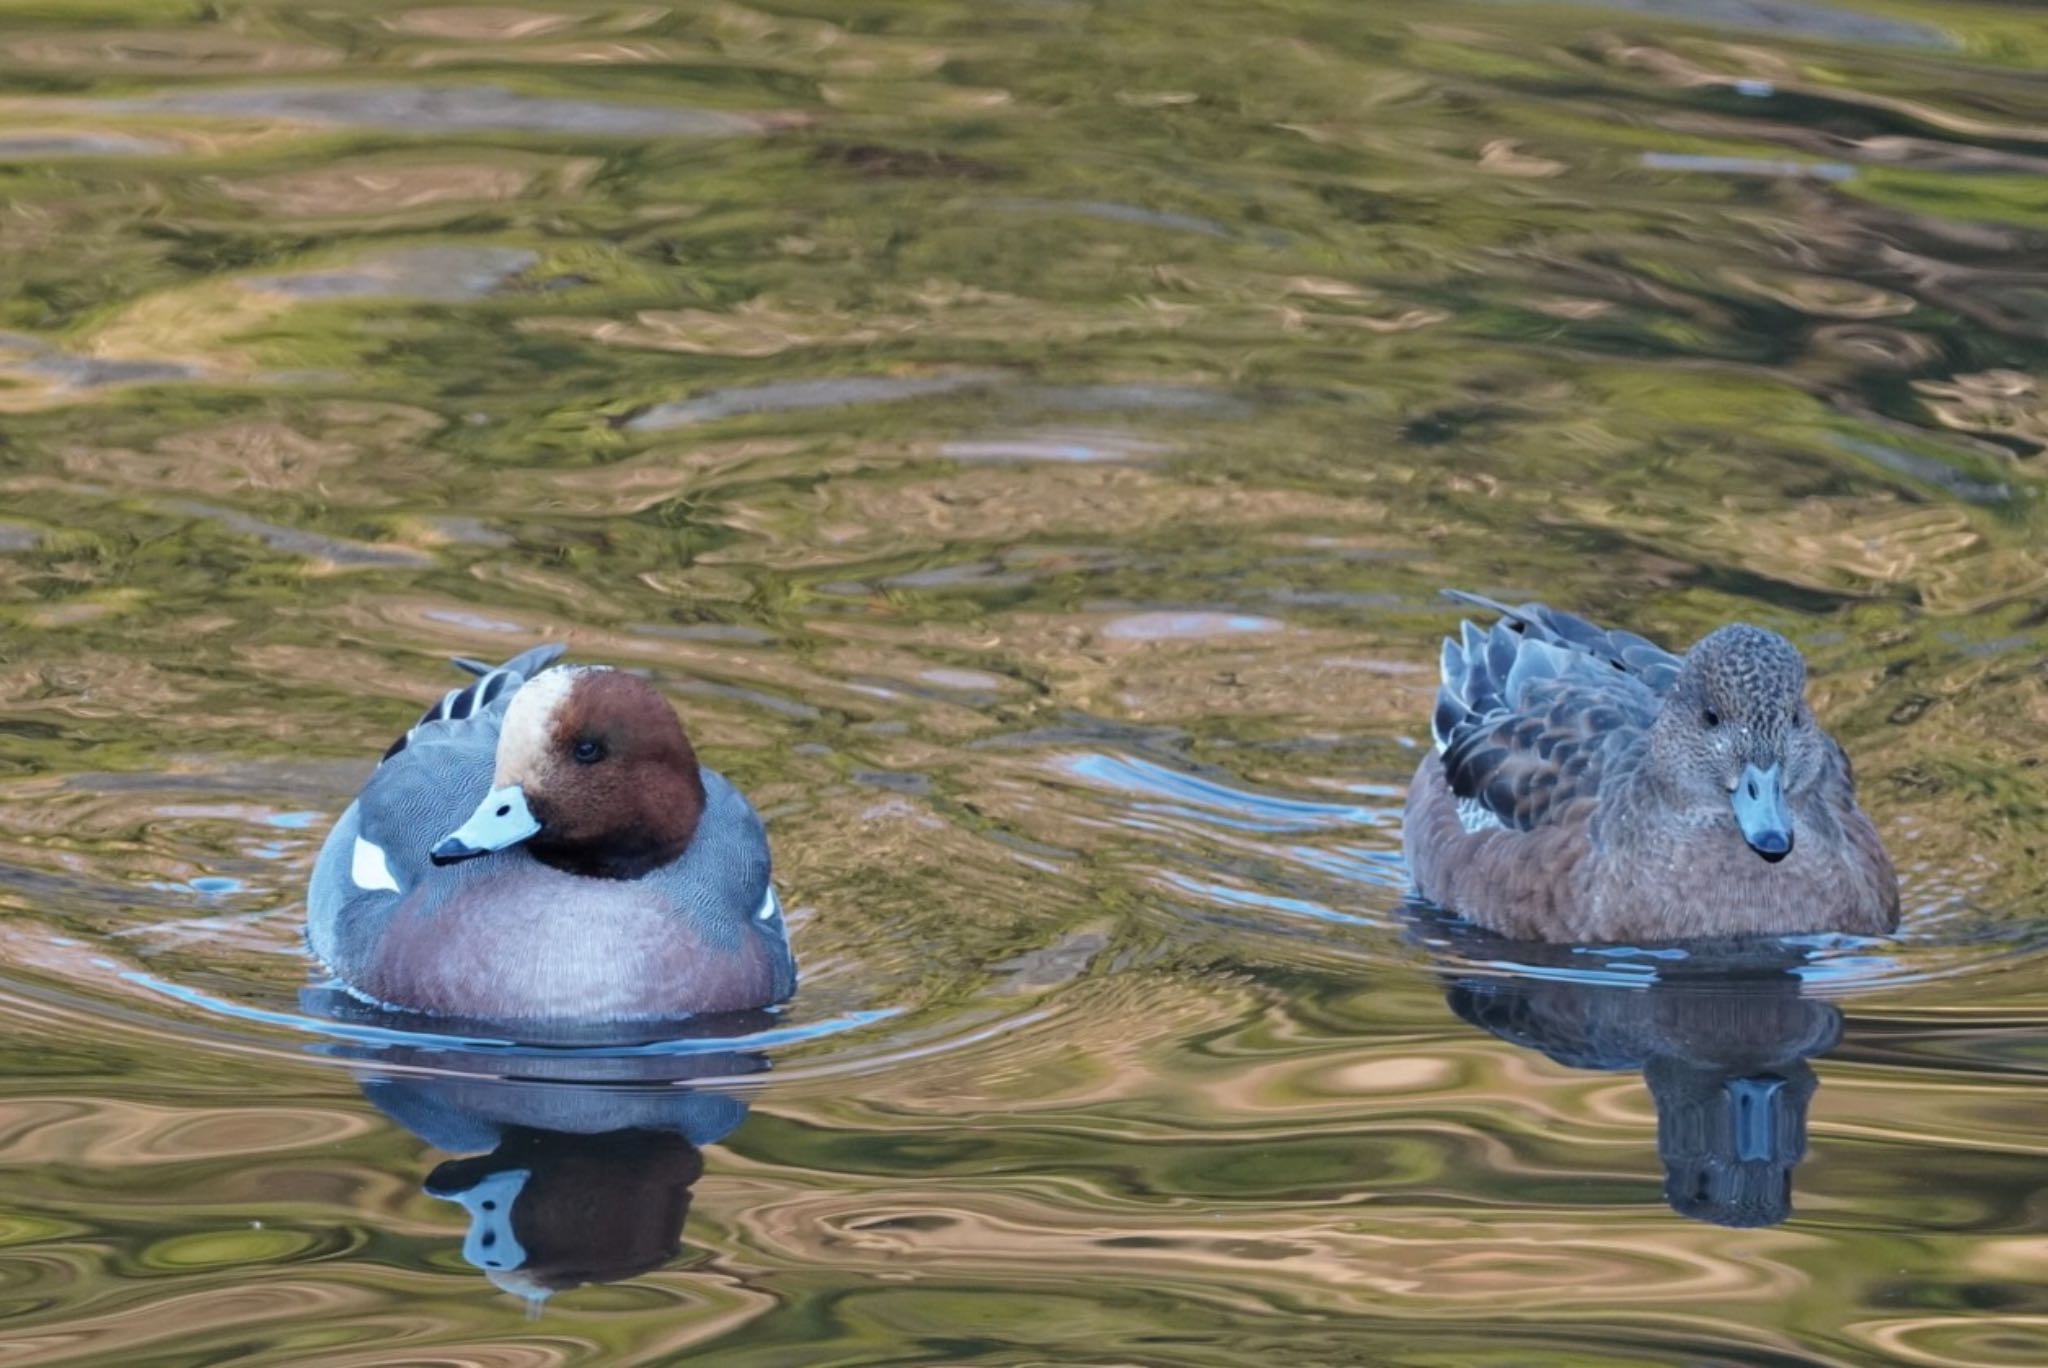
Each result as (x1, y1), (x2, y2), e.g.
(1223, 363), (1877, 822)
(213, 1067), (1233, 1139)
(0, 0), (2045, 1363)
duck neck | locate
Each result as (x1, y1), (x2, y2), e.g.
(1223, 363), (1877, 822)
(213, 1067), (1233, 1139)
(1620, 730), (1680, 805)
(529, 834), (688, 881)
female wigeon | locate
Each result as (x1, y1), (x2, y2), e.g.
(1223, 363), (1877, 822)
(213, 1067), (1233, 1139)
(1403, 591), (1899, 942)
(307, 645), (794, 1022)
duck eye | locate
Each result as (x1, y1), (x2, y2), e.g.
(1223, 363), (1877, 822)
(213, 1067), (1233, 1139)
(1702, 708), (1721, 728)
(573, 738), (606, 764)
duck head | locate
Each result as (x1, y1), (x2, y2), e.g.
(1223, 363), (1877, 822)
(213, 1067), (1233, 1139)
(431, 667), (706, 880)
(1648, 624), (1830, 864)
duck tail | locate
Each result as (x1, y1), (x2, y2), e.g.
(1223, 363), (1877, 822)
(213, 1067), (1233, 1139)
(450, 644), (567, 680)
(1441, 587), (1520, 621)
(1439, 588), (1681, 689)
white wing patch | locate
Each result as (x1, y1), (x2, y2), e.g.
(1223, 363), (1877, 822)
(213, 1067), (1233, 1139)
(756, 886), (782, 921)
(351, 835), (401, 893)
(1456, 796), (1506, 834)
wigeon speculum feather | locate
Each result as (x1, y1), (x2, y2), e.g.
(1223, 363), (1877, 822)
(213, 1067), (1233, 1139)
(1403, 592), (1899, 942)
(308, 646), (794, 1022)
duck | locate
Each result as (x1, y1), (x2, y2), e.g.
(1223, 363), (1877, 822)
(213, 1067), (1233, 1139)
(307, 645), (795, 1023)
(1403, 591), (1898, 942)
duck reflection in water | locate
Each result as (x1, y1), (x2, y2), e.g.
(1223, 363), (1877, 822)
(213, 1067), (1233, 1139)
(304, 989), (768, 1305)
(1437, 945), (1842, 1227)
(421, 1128), (707, 1301)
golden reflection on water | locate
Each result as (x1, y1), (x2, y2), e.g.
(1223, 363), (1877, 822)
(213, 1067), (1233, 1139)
(718, 1185), (1816, 1311)
(0, 1098), (373, 1166)
(1853, 1316), (2048, 1368)
(0, 0), (2042, 1362)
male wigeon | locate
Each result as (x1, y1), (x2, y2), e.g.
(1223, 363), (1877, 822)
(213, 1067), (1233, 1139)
(307, 645), (794, 1022)
(1403, 591), (1899, 942)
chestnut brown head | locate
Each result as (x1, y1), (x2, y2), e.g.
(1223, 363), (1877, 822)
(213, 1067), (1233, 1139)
(432, 666), (706, 880)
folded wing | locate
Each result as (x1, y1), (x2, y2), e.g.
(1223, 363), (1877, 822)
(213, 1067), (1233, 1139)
(1432, 593), (1664, 833)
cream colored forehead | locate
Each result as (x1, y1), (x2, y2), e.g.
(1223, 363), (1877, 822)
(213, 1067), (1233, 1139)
(496, 665), (610, 779)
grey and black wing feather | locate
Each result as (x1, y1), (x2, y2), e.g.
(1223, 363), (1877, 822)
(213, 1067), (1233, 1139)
(311, 644), (569, 973)
(381, 643), (566, 762)
(1441, 589), (1681, 694)
(1432, 592), (1665, 833)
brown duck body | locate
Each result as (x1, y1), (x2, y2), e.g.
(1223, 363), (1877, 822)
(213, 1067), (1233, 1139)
(1405, 752), (1897, 941)
(1402, 593), (1899, 943)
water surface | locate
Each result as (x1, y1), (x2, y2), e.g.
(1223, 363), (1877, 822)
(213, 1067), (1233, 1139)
(1, 0), (2046, 1363)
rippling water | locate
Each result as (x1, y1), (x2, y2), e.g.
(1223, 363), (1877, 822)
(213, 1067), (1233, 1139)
(1, 0), (2045, 1363)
